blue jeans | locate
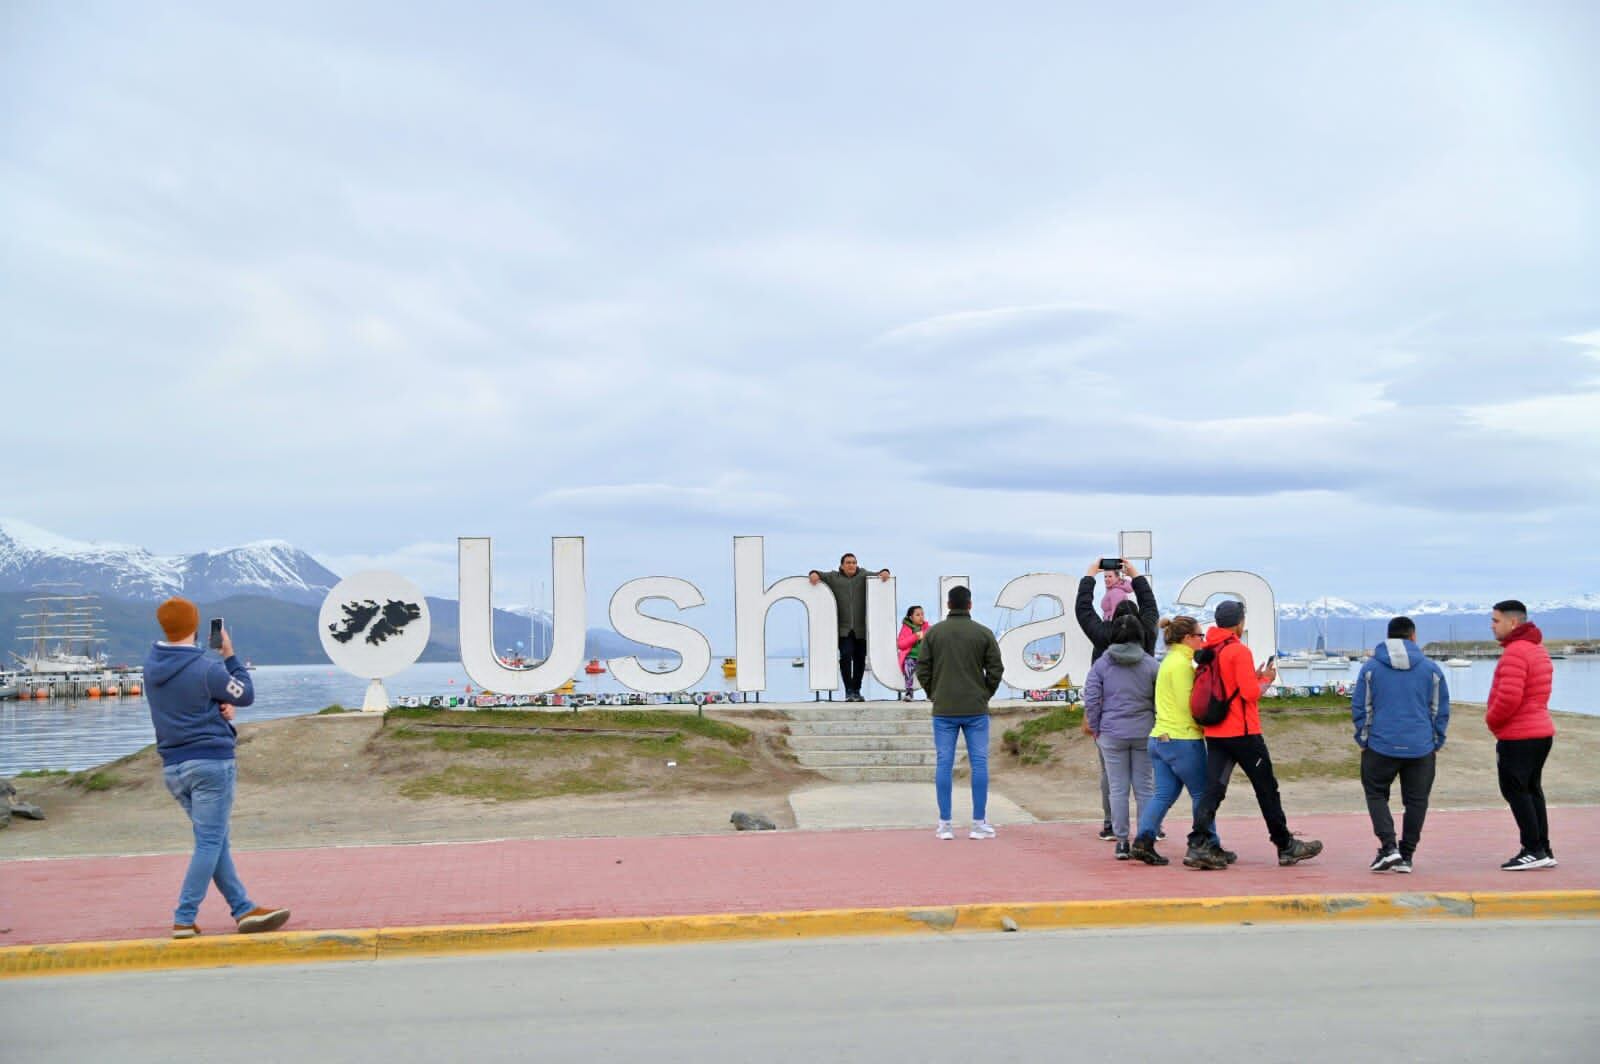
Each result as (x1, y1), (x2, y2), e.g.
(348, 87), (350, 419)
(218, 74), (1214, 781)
(1138, 737), (1222, 847)
(163, 758), (254, 925)
(933, 714), (989, 822)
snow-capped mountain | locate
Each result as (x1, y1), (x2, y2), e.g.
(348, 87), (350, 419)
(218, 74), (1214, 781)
(0, 519), (338, 605)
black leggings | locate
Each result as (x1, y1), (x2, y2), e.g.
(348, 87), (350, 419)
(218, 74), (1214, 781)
(1496, 737), (1553, 853)
(1188, 734), (1291, 850)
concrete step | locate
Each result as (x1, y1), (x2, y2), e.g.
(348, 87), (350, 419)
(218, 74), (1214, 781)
(781, 705), (932, 723)
(793, 750), (959, 768)
(785, 719), (932, 737)
(807, 765), (967, 783)
(784, 734), (940, 752)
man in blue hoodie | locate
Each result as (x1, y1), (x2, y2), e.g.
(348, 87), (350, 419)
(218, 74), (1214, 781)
(145, 597), (289, 939)
(1350, 616), (1450, 874)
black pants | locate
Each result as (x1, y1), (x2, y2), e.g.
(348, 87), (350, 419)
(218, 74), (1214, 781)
(1188, 734), (1291, 850)
(1497, 737), (1553, 853)
(1361, 749), (1435, 856)
(838, 633), (866, 695)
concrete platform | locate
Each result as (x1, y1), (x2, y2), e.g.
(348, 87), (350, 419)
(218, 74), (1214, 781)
(788, 783), (1036, 830)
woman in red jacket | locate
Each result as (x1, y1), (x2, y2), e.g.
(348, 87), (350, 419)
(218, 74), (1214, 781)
(1485, 600), (1557, 871)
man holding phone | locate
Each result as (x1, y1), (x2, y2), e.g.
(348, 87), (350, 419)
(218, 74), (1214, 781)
(145, 597), (289, 939)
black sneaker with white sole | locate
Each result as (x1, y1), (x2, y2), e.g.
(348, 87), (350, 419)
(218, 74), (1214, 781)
(1370, 846), (1403, 872)
(1097, 824), (1116, 842)
(1114, 840), (1132, 860)
(1543, 848), (1558, 867)
(1392, 855), (1413, 874)
(1501, 849), (1554, 871)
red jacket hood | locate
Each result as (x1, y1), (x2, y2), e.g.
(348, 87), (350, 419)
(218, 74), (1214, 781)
(1499, 622), (1543, 647)
(1204, 626), (1238, 649)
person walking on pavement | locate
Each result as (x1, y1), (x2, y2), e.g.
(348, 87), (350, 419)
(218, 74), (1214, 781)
(1130, 616), (1232, 866)
(896, 605), (930, 701)
(917, 585), (1005, 840)
(1484, 599), (1558, 870)
(810, 553), (892, 701)
(1083, 615), (1158, 860)
(1351, 616), (1450, 874)
(1184, 600), (1323, 870)
(144, 598), (290, 938)
(1076, 558), (1160, 842)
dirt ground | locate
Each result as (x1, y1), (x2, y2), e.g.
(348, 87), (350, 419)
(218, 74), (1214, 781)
(3, 703), (1597, 860)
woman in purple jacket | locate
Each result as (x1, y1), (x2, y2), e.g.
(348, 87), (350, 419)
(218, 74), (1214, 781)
(1084, 614), (1160, 859)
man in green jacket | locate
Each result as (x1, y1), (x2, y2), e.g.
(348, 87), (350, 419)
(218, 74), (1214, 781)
(809, 553), (892, 701)
(917, 586), (1005, 840)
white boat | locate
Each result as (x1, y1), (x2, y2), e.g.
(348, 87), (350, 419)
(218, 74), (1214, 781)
(1445, 658), (1472, 668)
(1310, 658), (1350, 671)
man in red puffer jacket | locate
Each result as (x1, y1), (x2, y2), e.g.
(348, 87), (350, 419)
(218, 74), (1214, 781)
(1485, 599), (1557, 871)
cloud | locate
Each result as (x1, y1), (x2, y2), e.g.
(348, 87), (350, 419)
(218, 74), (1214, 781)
(871, 303), (1120, 359)
(315, 541), (461, 598)
(1380, 335), (1600, 407)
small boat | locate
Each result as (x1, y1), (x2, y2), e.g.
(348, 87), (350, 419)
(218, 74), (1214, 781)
(721, 657), (737, 678)
(584, 659), (605, 675)
(1445, 658), (1472, 668)
(556, 678), (577, 694)
(791, 657), (805, 668)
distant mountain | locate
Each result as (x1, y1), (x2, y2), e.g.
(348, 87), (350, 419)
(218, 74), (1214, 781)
(1244, 597), (1599, 652)
(0, 519), (336, 604)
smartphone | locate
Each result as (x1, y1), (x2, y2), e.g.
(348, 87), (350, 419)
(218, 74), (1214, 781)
(208, 618), (225, 651)
(1264, 654), (1277, 669)
(1098, 558), (1125, 571)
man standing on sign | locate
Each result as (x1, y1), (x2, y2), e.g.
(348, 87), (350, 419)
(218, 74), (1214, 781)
(917, 585), (1005, 841)
(810, 553), (892, 701)
(144, 598), (290, 939)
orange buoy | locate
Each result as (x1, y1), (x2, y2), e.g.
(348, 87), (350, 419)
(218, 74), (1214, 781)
(127, 683), (142, 695)
(87, 686), (102, 698)
(104, 685), (121, 697)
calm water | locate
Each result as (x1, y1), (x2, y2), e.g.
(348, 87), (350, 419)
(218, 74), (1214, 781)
(3, 657), (1596, 775)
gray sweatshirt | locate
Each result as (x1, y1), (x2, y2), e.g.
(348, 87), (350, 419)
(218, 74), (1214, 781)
(1084, 642), (1158, 740)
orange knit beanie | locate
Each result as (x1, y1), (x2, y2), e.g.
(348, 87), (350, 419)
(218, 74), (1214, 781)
(156, 597), (199, 641)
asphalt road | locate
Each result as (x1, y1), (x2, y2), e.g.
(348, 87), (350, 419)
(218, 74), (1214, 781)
(6, 921), (1597, 1062)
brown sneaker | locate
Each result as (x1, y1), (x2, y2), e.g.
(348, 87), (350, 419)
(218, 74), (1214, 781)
(236, 907), (290, 934)
(172, 924), (200, 939)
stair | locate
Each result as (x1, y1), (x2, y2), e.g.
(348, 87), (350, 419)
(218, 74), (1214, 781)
(783, 701), (965, 783)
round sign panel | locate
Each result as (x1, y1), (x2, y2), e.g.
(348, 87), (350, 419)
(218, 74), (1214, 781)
(318, 571), (432, 679)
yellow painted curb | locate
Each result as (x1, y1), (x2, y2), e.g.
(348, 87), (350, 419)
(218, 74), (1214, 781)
(4, 890), (1596, 979)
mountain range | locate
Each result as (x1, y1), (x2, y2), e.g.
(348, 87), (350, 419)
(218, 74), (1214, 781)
(4, 518), (1595, 662)
(0, 519), (640, 665)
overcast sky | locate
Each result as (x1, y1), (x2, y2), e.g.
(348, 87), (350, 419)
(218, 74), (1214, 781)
(4, 1), (1597, 625)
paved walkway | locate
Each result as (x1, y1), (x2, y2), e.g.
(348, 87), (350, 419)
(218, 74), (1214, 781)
(3, 807), (1595, 947)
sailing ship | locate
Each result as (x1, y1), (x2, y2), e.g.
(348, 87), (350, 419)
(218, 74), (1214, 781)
(13, 585), (112, 674)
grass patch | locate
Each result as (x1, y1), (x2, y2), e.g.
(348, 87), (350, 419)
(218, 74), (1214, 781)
(316, 703), (352, 715)
(1261, 693), (1350, 709)
(1262, 709), (1353, 727)
(1002, 704), (1085, 765)
(15, 768), (70, 778)
(384, 707), (751, 745)
(69, 771), (120, 791)
(398, 762), (631, 802)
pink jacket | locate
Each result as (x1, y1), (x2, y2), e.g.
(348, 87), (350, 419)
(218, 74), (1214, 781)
(897, 621), (928, 671)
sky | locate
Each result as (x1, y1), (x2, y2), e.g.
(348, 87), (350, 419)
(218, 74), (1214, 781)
(3, 1), (1598, 631)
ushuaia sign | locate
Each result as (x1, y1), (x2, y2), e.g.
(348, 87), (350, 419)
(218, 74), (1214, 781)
(442, 536), (1278, 696)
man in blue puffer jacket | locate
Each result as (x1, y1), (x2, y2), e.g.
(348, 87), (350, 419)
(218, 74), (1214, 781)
(1351, 616), (1450, 874)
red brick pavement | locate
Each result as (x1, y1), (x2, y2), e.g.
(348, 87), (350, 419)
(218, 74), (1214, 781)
(3, 807), (1595, 947)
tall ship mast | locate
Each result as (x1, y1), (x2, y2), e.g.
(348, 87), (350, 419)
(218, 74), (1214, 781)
(13, 583), (110, 675)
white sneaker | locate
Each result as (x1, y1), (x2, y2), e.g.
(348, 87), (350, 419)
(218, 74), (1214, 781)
(935, 821), (955, 840)
(970, 820), (996, 840)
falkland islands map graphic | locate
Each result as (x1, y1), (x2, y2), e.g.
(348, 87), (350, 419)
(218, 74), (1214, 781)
(327, 598), (423, 646)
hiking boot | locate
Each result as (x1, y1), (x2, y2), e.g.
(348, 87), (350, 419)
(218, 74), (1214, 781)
(1097, 823), (1116, 842)
(1501, 849), (1553, 871)
(1183, 844), (1227, 870)
(237, 907), (291, 934)
(172, 924), (200, 939)
(1114, 840), (1131, 860)
(935, 820), (955, 841)
(1211, 845), (1238, 865)
(1130, 835), (1169, 866)
(969, 820), (996, 840)
(1278, 838), (1324, 866)
(1370, 846), (1403, 873)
